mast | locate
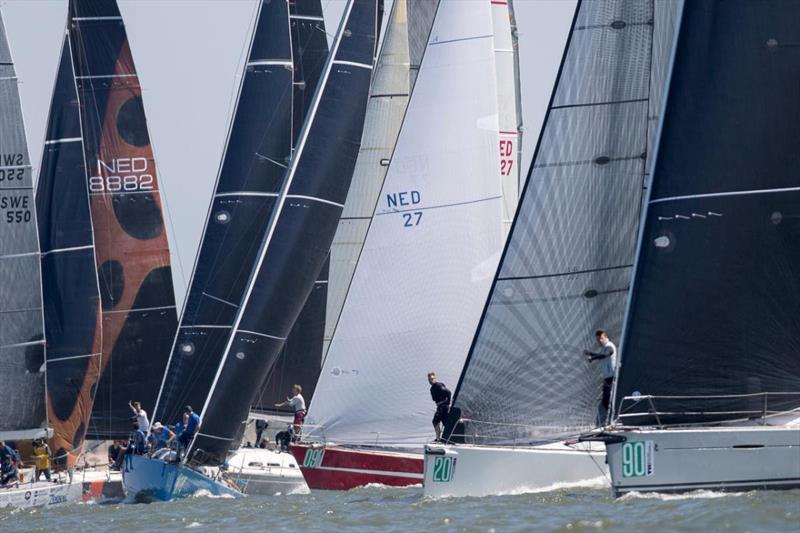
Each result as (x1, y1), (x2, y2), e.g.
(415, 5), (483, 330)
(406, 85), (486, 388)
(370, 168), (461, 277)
(61, 0), (179, 441)
(449, 0), (678, 445)
(613, 0), (800, 426)
(36, 27), (103, 467)
(186, 0), (381, 465)
(0, 9), (49, 444)
(305, 0), (507, 449)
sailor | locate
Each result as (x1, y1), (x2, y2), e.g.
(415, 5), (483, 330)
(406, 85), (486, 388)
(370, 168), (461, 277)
(274, 384), (306, 435)
(108, 440), (123, 471)
(32, 438), (51, 481)
(0, 441), (14, 466)
(254, 419), (268, 447)
(177, 406), (201, 449)
(148, 422), (175, 453)
(0, 456), (18, 487)
(129, 400), (150, 433)
(428, 372), (452, 441)
(584, 329), (618, 418)
(129, 422), (148, 455)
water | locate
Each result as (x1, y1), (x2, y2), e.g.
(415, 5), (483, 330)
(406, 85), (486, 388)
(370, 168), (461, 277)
(1, 485), (798, 532)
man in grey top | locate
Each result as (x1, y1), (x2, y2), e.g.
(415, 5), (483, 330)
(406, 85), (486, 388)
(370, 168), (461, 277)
(584, 329), (617, 419)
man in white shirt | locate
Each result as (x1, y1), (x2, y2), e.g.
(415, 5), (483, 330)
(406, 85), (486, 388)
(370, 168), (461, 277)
(128, 400), (150, 433)
(275, 384), (306, 434)
(584, 329), (617, 422)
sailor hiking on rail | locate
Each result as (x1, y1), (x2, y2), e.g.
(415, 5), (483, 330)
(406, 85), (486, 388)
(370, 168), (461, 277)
(428, 372), (452, 441)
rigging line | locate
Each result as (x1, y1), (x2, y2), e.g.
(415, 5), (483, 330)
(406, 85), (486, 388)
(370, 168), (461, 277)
(430, 34), (493, 46)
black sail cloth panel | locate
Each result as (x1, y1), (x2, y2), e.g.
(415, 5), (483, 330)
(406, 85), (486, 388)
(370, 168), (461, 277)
(254, 0), (330, 412)
(190, 0), (380, 465)
(0, 11), (46, 440)
(154, 0), (295, 428)
(614, 0), (800, 426)
(448, 0), (677, 445)
(66, 0), (178, 441)
(36, 36), (103, 466)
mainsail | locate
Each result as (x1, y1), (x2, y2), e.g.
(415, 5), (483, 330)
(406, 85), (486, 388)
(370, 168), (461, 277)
(306, 0), (509, 449)
(450, 0), (678, 445)
(252, 0), (330, 411)
(45, 0), (180, 441)
(0, 10), (48, 443)
(613, 0), (800, 426)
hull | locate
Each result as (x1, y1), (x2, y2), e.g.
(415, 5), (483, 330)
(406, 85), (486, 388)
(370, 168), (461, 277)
(228, 447), (307, 495)
(0, 479), (82, 509)
(423, 441), (608, 498)
(291, 444), (423, 490)
(81, 468), (124, 502)
(121, 454), (242, 502)
(605, 426), (800, 496)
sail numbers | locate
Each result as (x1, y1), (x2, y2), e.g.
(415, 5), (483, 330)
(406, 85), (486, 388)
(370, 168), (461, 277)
(89, 157), (155, 193)
(621, 440), (654, 478)
(387, 190), (423, 228)
(499, 139), (514, 176)
(0, 193), (32, 224)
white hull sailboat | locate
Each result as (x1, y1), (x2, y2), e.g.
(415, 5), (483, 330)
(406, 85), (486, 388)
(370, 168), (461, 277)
(423, 441), (605, 498)
(228, 447), (306, 495)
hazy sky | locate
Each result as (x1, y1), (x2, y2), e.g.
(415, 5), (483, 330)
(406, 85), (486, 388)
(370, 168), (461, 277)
(2, 0), (575, 307)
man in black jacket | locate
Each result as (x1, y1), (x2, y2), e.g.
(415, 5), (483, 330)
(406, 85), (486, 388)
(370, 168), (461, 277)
(428, 372), (451, 441)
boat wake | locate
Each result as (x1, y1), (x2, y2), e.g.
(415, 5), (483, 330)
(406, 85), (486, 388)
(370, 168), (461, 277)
(353, 483), (422, 491)
(190, 489), (236, 500)
(619, 490), (747, 502)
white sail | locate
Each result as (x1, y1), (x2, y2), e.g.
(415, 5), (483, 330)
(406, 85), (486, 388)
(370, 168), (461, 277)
(322, 0), (438, 362)
(307, 0), (505, 449)
(492, 0), (523, 235)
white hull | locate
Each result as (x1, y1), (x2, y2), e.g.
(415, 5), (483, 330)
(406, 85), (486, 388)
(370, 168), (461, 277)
(228, 447), (307, 495)
(0, 477), (83, 509)
(604, 426), (800, 495)
(423, 441), (608, 498)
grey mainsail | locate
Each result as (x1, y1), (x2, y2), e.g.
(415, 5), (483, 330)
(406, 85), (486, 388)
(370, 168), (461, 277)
(450, 0), (678, 444)
(0, 10), (47, 440)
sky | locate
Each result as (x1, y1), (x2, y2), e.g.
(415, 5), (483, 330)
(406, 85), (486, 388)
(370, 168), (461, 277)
(1, 0), (576, 307)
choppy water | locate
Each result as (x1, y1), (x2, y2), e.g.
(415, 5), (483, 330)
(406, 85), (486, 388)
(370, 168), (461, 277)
(1, 484), (798, 532)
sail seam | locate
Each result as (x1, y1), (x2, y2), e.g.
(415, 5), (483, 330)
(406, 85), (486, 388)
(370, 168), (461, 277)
(551, 97), (648, 110)
(215, 191), (279, 198)
(44, 137), (82, 145)
(333, 60), (373, 70)
(0, 339), (45, 349)
(0, 251), (39, 260)
(72, 16), (122, 21)
(237, 330), (286, 341)
(195, 432), (234, 441)
(247, 60), (293, 67)
(47, 352), (101, 363)
(285, 194), (345, 208)
(40, 244), (94, 257)
(180, 325), (231, 330)
(290, 15), (324, 21)
(498, 264), (634, 282)
(375, 195), (502, 216)
(429, 34), (493, 47)
(75, 73), (137, 79)
(651, 186), (800, 204)
(0, 165), (30, 169)
(105, 305), (176, 315)
(202, 292), (239, 308)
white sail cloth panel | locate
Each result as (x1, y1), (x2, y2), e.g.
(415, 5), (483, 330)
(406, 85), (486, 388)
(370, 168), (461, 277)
(323, 0), (414, 360)
(0, 12), (46, 436)
(491, 0), (522, 235)
(308, 0), (504, 449)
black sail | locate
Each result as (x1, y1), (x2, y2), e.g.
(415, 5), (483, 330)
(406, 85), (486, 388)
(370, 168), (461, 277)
(613, 0), (800, 426)
(154, 0), (297, 428)
(36, 34), (103, 466)
(448, 0), (678, 444)
(188, 0), (380, 464)
(253, 0), (330, 412)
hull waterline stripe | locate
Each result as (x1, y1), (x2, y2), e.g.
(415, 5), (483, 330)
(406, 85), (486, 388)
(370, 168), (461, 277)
(44, 137), (82, 145)
(41, 244), (94, 257)
(616, 477), (800, 493)
(651, 185), (800, 204)
(237, 330), (286, 341)
(333, 60), (373, 70)
(285, 194), (345, 208)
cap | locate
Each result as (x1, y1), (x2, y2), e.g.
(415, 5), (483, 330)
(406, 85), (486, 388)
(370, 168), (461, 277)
(152, 422), (163, 430)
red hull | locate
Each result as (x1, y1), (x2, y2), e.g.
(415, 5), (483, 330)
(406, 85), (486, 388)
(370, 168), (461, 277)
(291, 444), (423, 491)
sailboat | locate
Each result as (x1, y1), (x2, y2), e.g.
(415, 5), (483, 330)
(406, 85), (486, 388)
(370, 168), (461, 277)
(123, 0), (380, 502)
(291, 0), (520, 490)
(585, 0), (800, 496)
(0, 7), (84, 509)
(422, 0), (680, 498)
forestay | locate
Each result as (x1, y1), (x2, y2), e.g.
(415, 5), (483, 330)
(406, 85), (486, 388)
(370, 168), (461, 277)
(306, 0), (507, 449)
(614, 0), (800, 426)
(452, 0), (678, 445)
(187, 0), (380, 464)
(0, 10), (48, 443)
(56, 0), (179, 441)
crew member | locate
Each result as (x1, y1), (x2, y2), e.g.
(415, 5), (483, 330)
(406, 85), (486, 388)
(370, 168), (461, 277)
(428, 372), (451, 441)
(177, 406), (201, 449)
(129, 400), (150, 433)
(0, 456), (18, 487)
(32, 439), (51, 481)
(584, 329), (618, 419)
(275, 384), (306, 435)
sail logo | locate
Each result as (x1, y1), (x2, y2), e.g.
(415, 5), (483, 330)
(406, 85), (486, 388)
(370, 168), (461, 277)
(432, 456), (456, 482)
(621, 440), (654, 478)
(0, 152), (25, 182)
(89, 157), (155, 193)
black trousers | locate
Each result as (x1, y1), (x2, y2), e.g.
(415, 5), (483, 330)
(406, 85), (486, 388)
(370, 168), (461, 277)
(602, 377), (614, 410)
